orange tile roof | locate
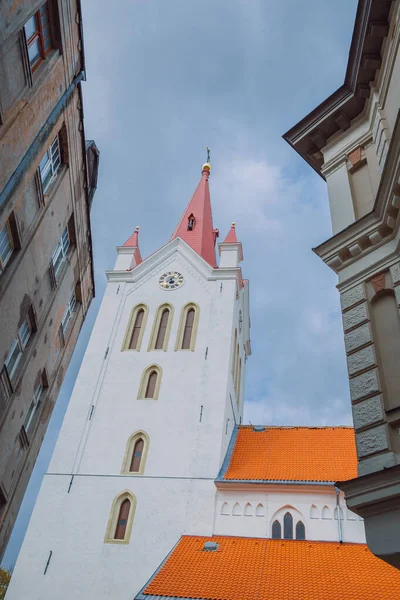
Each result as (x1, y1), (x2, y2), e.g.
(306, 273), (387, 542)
(142, 536), (400, 600)
(222, 426), (357, 482)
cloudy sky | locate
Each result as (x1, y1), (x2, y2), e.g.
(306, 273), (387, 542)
(3, 0), (358, 567)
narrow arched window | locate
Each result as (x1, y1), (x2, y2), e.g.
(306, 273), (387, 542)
(232, 329), (237, 379)
(130, 438), (144, 472)
(237, 358), (242, 406)
(145, 370), (157, 398)
(272, 520), (281, 539)
(182, 308), (195, 349)
(283, 512), (293, 539)
(256, 503), (265, 517)
(155, 308), (170, 349)
(221, 502), (229, 516)
(129, 309), (144, 350)
(187, 214), (195, 230)
(296, 521), (305, 540)
(114, 498), (130, 540)
(244, 502), (252, 516)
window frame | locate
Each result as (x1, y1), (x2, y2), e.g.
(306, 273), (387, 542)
(5, 314), (33, 379)
(121, 431), (149, 475)
(121, 303), (149, 352)
(39, 134), (61, 194)
(175, 302), (200, 352)
(148, 303), (174, 351)
(23, 3), (53, 74)
(60, 291), (76, 341)
(23, 381), (44, 432)
(0, 220), (14, 273)
(137, 364), (162, 401)
(51, 226), (70, 281)
(104, 490), (136, 545)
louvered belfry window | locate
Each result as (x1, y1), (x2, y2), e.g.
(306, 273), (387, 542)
(130, 438), (144, 472)
(145, 371), (157, 398)
(114, 499), (131, 540)
(182, 308), (195, 349)
(155, 308), (169, 349)
(129, 309), (144, 349)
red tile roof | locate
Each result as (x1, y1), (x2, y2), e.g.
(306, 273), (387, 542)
(142, 536), (400, 600)
(170, 167), (217, 267)
(223, 426), (357, 482)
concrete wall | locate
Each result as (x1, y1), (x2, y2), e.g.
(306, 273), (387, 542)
(0, 0), (96, 558)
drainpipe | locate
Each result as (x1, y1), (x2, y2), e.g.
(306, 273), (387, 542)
(335, 486), (343, 543)
(0, 71), (85, 211)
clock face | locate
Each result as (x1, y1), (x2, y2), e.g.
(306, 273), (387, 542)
(159, 271), (184, 290)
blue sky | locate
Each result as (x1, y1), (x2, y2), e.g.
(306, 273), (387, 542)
(3, 0), (358, 568)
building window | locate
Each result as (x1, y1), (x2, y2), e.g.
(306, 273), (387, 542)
(272, 520), (281, 539)
(148, 304), (173, 351)
(122, 431), (149, 475)
(295, 521), (306, 540)
(0, 221), (14, 273)
(175, 303), (200, 351)
(283, 512), (293, 539)
(23, 382), (44, 433)
(39, 135), (61, 193)
(60, 292), (76, 342)
(5, 312), (34, 380)
(104, 491), (136, 544)
(237, 358), (242, 407)
(51, 226), (70, 282)
(24, 3), (52, 73)
(121, 304), (148, 351)
(187, 214), (195, 230)
(138, 364), (162, 400)
(232, 329), (237, 379)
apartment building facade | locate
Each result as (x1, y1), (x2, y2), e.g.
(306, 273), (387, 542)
(0, 0), (99, 558)
(284, 0), (400, 568)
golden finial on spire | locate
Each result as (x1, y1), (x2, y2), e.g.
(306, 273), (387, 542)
(135, 226), (139, 231)
(232, 222), (236, 227)
(202, 146), (211, 172)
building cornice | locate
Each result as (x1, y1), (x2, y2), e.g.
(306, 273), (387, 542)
(313, 110), (400, 274)
(283, 0), (393, 178)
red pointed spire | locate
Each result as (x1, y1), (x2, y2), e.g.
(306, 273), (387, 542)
(170, 162), (218, 267)
(122, 226), (142, 266)
(223, 222), (238, 243)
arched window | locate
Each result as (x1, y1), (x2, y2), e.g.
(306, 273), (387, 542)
(221, 502), (229, 516)
(182, 308), (195, 349)
(121, 304), (148, 351)
(146, 370), (157, 398)
(334, 507), (344, 520)
(370, 289), (400, 412)
(129, 309), (145, 349)
(122, 431), (149, 474)
(138, 365), (162, 400)
(256, 503), (265, 517)
(272, 520), (281, 539)
(149, 304), (173, 351)
(187, 214), (195, 230)
(244, 502), (253, 516)
(295, 521), (306, 540)
(283, 512), (293, 539)
(130, 438), (144, 472)
(237, 358), (242, 406)
(104, 491), (136, 544)
(155, 308), (170, 349)
(115, 499), (130, 540)
(310, 504), (318, 519)
(175, 303), (200, 351)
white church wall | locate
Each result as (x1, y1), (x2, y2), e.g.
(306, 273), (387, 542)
(214, 487), (366, 544)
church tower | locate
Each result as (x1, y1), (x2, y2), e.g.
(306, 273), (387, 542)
(6, 160), (251, 600)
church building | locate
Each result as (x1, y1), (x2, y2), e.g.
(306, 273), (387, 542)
(5, 161), (400, 599)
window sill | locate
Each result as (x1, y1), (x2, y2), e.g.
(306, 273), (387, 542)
(104, 538), (129, 545)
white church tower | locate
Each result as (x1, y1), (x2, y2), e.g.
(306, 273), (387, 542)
(6, 160), (251, 600)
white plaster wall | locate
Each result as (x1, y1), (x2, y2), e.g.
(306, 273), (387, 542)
(214, 487), (365, 544)
(325, 163), (355, 234)
(7, 242), (249, 600)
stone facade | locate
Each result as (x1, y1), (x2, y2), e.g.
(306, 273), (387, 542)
(285, 0), (400, 569)
(0, 0), (98, 559)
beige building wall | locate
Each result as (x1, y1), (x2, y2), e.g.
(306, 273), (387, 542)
(0, 0), (98, 558)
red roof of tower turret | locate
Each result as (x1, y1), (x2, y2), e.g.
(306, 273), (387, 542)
(222, 222), (238, 244)
(122, 226), (142, 266)
(170, 164), (218, 267)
